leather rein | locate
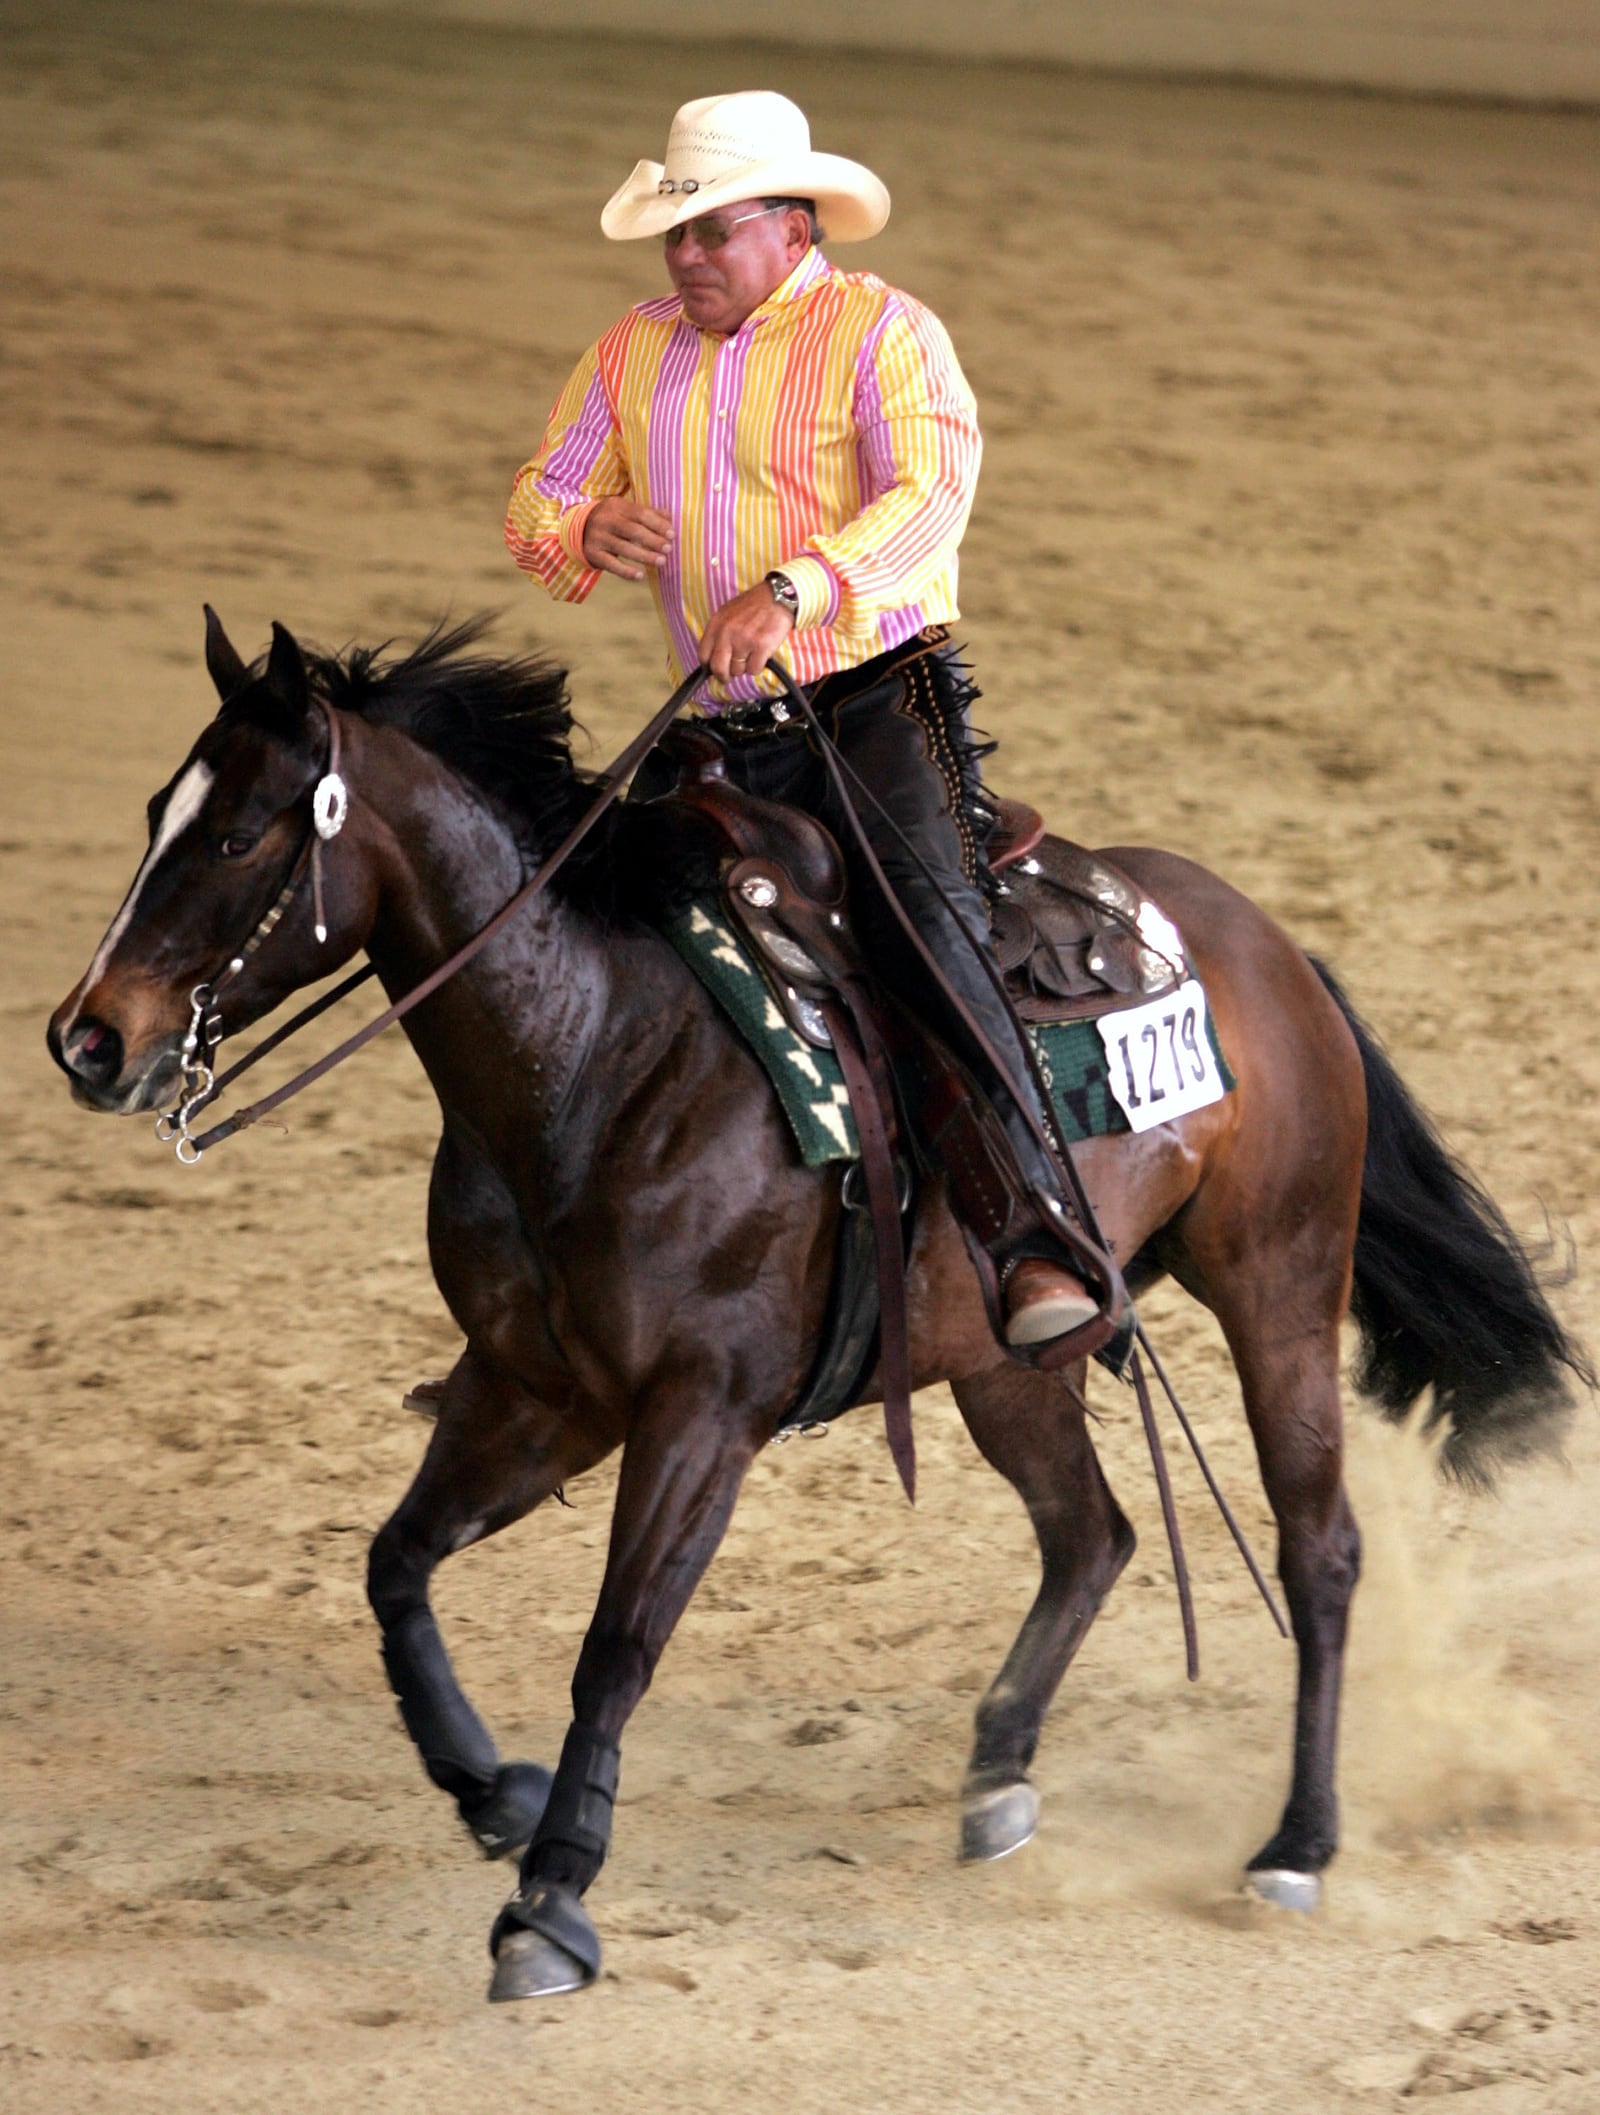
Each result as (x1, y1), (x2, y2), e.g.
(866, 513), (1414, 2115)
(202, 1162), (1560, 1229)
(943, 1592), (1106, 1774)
(157, 663), (706, 1161)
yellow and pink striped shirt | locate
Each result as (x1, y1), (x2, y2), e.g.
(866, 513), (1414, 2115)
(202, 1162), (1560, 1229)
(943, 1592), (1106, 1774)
(505, 248), (982, 707)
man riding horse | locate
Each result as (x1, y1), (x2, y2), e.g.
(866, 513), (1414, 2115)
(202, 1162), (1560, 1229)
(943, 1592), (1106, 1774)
(505, 90), (1093, 1350)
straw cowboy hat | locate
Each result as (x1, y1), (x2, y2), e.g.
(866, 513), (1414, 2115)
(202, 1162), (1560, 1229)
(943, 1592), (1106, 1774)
(601, 91), (890, 244)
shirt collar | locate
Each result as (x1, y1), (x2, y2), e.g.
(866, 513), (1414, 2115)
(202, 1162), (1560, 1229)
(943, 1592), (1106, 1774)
(751, 245), (832, 322)
(686, 246), (832, 338)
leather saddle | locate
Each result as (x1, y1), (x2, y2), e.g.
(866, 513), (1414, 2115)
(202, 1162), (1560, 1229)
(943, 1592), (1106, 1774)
(987, 799), (1189, 1018)
(641, 722), (1153, 1470)
(644, 720), (1163, 1287)
(648, 722), (1188, 1052)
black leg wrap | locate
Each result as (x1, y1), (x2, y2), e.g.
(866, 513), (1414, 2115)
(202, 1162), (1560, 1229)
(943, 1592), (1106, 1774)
(381, 1606), (499, 1803)
(523, 1722), (621, 1875)
(487, 1725), (618, 1995)
(458, 1762), (554, 1860)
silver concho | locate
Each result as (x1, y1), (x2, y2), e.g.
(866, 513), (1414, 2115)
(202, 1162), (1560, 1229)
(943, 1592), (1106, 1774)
(788, 991), (833, 1047)
(759, 930), (823, 981)
(313, 771), (349, 841)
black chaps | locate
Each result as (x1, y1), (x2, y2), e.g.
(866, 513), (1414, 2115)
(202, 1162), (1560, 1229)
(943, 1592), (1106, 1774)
(638, 637), (1065, 1220)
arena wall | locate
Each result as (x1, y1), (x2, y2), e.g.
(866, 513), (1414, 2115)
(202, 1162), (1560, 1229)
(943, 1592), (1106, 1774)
(231, 0), (1600, 103)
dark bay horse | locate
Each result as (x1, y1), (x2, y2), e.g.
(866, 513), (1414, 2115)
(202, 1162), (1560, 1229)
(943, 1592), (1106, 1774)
(47, 618), (1586, 2000)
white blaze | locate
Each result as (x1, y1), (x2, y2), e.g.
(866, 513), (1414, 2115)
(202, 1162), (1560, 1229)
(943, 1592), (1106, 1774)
(81, 760), (215, 991)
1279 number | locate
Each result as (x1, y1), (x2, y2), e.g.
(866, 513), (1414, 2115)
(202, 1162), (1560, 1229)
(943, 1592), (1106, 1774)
(1097, 980), (1226, 1135)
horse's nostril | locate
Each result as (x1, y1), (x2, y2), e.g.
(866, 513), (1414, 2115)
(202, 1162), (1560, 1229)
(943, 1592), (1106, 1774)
(66, 1016), (124, 1086)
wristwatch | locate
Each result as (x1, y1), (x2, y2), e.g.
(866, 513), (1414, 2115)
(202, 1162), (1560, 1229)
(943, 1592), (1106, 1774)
(764, 570), (800, 618)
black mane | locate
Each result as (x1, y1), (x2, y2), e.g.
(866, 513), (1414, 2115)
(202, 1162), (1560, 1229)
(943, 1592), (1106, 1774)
(312, 616), (591, 835)
(244, 617), (642, 910)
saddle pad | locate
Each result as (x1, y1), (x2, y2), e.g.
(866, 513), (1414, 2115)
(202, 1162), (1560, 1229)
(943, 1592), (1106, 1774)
(660, 898), (1232, 1169)
(662, 901), (861, 1164)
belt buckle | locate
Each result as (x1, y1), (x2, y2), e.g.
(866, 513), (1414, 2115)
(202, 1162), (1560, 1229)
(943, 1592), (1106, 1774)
(724, 697), (793, 738)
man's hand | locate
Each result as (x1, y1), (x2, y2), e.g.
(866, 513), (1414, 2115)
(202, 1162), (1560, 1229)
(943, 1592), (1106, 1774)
(582, 498), (674, 581)
(699, 583), (795, 686)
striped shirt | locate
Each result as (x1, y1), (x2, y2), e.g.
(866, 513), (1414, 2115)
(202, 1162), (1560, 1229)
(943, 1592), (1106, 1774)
(504, 247), (982, 707)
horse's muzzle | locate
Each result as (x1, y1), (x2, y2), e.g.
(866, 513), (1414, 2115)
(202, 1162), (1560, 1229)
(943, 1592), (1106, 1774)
(47, 1005), (183, 1115)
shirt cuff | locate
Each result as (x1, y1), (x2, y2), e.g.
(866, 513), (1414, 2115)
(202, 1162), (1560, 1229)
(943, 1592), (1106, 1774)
(776, 554), (840, 630)
(558, 500), (601, 573)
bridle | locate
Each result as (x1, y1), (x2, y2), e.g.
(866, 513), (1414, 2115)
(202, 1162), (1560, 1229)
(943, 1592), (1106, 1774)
(154, 668), (702, 1163)
(156, 700), (355, 1161)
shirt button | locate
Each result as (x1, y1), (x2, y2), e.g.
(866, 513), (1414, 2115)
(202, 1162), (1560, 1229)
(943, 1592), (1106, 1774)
(710, 557), (720, 568)
(717, 409), (727, 419)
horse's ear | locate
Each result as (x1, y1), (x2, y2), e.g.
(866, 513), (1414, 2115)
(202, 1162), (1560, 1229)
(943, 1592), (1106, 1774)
(203, 604), (249, 702)
(264, 620), (311, 728)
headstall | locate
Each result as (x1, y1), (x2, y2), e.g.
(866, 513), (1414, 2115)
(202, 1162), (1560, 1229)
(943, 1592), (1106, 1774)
(156, 702), (352, 1162)
(154, 665), (703, 1165)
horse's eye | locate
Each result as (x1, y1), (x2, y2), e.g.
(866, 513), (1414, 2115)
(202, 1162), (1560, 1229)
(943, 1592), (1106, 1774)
(218, 833), (257, 861)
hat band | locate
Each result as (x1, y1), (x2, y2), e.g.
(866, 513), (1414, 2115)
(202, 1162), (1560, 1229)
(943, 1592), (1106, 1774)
(657, 177), (703, 196)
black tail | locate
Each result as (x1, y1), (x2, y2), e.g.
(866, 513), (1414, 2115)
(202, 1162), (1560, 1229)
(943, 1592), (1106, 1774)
(1313, 959), (1592, 1483)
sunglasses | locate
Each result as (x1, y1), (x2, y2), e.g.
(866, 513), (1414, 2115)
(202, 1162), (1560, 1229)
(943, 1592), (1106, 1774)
(664, 205), (783, 251)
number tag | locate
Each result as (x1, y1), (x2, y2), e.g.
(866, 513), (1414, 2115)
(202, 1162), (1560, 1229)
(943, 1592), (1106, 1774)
(1097, 979), (1227, 1135)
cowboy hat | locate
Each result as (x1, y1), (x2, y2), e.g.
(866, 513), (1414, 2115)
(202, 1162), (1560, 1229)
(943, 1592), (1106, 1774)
(600, 91), (890, 244)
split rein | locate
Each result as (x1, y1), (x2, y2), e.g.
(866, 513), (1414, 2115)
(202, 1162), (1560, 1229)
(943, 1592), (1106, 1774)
(152, 657), (1287, 1668)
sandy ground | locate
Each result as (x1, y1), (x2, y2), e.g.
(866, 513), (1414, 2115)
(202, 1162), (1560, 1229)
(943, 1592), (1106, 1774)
(4, 4), (1600, 2108)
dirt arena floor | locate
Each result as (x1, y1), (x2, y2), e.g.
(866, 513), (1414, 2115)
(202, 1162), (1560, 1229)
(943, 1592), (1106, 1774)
(4, 4), (1599, 2108)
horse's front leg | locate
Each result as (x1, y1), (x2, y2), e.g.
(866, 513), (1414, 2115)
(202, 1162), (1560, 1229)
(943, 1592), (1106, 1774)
(489, 1388), (760, 2001)
(367, 1347), (613, 1859)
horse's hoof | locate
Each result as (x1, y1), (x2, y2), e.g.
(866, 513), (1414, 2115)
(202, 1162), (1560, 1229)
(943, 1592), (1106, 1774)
(1244, 1866), (1321, 1914)
(487, 1883), (600, 2003)
(488, 1927), (593, 2002)
(959, 1779), (1039, 1863)
(462, 1761), (553, 1861)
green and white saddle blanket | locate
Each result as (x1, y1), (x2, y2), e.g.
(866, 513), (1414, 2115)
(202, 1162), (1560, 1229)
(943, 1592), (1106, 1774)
(659, 898), (1233, 1171)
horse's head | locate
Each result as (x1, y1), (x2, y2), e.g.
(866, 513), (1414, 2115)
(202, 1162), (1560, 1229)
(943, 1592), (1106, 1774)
(48, 610), (368, 1115)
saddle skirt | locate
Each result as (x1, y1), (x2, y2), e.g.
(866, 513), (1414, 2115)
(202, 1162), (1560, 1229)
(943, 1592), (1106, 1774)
(987, 801), (1190, 1023)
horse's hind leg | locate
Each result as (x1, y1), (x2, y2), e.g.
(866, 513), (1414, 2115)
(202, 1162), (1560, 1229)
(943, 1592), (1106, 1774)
(1230, 1308), (1359, 1908)
(1176, 1243), (1360, 1909)
(952, 1362), (1135, 1861)
(367, 1347), (612, 1860)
